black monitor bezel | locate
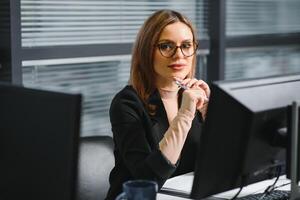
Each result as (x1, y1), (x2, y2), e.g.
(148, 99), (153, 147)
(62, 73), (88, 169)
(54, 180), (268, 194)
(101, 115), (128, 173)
(0, 83), (82, 200)
(191, 74), (300, 199)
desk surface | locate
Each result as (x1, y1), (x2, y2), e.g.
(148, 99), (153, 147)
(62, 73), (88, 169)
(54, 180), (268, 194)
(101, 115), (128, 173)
(158, 193), (190, 199)
(157, 173), (291, 200)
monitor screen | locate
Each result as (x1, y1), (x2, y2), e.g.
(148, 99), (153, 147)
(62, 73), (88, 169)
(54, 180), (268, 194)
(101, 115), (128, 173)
(191, 74), (300, 199)
(0, 83), (82, 200)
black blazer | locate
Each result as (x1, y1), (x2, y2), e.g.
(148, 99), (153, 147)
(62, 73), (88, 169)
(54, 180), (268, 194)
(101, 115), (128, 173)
(105, 85), (202, 200)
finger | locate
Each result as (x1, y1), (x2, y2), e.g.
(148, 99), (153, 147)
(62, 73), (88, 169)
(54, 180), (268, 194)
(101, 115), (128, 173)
(180, 78), (191, 86)
(192, 88), (207, 98)
(190, 89), (207, 106)
(183, 78), (210, 98)
(197, 100), (209, 118)
(195, 80), (209, 91)
(180, 78), (201, 89)
(196, 96), (205, 109)
(195, 80), (210, 97)
(186, 78), (198, 88)
(179, 78), (199, 90)
(198, 102), (208, 112)
(198, 105), (208, 120)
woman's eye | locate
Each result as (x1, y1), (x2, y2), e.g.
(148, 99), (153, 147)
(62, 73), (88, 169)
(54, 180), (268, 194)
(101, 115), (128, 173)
(182, 43), (192, 49)
(159, 43), (174, 51)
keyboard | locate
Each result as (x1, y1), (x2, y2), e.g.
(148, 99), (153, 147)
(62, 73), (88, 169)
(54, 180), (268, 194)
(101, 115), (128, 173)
(237, 190), (290, 200)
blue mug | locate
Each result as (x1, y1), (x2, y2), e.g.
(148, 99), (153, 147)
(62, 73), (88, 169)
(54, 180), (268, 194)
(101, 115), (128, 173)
(116, 180), (158, 200)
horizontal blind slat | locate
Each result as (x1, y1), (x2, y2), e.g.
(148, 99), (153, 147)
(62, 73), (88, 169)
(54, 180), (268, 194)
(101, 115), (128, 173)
(23, 58), (131, 136)
(21, 0), (208, 47)
(225, 46), (300, 80)
(226, 0), (300, 36)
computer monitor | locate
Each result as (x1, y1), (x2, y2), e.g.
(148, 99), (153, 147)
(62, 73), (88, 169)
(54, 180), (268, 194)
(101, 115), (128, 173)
(191, 74), (300, 199)
(0, 83), (82, 200)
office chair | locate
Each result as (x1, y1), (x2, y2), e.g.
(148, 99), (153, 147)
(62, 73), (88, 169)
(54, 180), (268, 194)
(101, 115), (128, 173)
(77, 136), (114, 200)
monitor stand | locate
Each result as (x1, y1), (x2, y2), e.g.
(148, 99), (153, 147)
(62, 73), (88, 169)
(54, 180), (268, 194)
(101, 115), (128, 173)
(290, 101), (300, 200)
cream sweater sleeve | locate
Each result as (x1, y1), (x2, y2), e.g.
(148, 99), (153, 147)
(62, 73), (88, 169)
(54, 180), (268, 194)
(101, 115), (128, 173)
(159, 108), (195, 165)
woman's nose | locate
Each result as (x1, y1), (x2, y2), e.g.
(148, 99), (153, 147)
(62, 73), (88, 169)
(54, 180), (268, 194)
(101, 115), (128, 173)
(172, 47), (185, 58)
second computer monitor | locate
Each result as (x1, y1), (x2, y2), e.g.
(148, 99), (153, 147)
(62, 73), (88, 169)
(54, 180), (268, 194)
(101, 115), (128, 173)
(0, 83), (82, 200)
(191, 74), (300, 199)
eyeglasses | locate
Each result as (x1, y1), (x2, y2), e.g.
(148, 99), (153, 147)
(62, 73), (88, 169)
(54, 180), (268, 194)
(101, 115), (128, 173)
(156, 41), (198, 58)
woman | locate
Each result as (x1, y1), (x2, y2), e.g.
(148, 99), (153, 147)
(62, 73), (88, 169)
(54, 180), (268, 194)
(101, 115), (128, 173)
(105, 9), (210, 199)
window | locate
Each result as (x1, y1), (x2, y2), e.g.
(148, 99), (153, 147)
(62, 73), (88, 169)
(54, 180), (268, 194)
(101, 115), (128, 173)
(21, 0), (209, 47)
(225, 0), (300, 81)
(226, 0), (300, 36)
(226, 46), (300, 80)
(21, 0), (209, 136)
(23, 56), (130, 136)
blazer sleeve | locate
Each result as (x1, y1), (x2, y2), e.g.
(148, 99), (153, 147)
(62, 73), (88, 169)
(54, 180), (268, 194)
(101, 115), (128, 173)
(109, 90), (177, 187)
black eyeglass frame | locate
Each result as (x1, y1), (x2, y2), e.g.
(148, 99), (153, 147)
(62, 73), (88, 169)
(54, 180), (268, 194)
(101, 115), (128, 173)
(156, 42), (198, 58)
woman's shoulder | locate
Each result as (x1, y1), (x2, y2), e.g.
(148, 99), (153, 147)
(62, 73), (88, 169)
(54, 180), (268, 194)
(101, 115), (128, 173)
(110, 85), (145, 119)
(112, 85), (139, 102)
(110, 85), (143, 109)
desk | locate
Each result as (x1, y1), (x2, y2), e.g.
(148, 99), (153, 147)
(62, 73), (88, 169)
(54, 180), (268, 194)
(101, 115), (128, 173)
(158, 193), (190, 200)
(157, 173), (290, 200)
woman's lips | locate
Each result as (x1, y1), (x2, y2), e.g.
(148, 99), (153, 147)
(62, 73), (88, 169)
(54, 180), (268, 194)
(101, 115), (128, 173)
(168, 64), (186, 70)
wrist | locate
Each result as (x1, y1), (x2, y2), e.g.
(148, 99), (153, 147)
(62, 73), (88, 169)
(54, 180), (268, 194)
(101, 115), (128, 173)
(178, 108), (195, 121)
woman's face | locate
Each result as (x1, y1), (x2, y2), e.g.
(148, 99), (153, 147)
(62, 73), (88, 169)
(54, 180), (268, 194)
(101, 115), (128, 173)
(153, 22), (195, 86)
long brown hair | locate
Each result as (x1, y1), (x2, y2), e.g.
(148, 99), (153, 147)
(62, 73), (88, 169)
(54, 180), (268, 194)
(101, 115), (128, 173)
(129, 9), (198, 113)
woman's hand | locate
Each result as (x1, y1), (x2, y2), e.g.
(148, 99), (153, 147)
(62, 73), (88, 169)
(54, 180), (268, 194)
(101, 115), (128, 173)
(176, 78), (210, 119)
(179, 78), (210, 98)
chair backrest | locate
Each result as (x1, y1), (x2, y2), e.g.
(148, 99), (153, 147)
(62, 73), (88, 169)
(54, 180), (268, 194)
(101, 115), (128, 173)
(76, 136), (114, 200)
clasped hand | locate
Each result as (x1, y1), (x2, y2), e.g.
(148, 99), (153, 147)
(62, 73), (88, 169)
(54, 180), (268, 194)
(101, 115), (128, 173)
(177, 78), (210, 120)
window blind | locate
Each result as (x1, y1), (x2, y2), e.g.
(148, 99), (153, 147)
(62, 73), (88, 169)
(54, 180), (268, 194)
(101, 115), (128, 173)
(22, 54), (207, 137)
(225, 46), (300, 80)
(23, 56), (130, 136)
(21, 0), (208, 47)
(226, 0), (300, 36)
(21, 0), (209, 136)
